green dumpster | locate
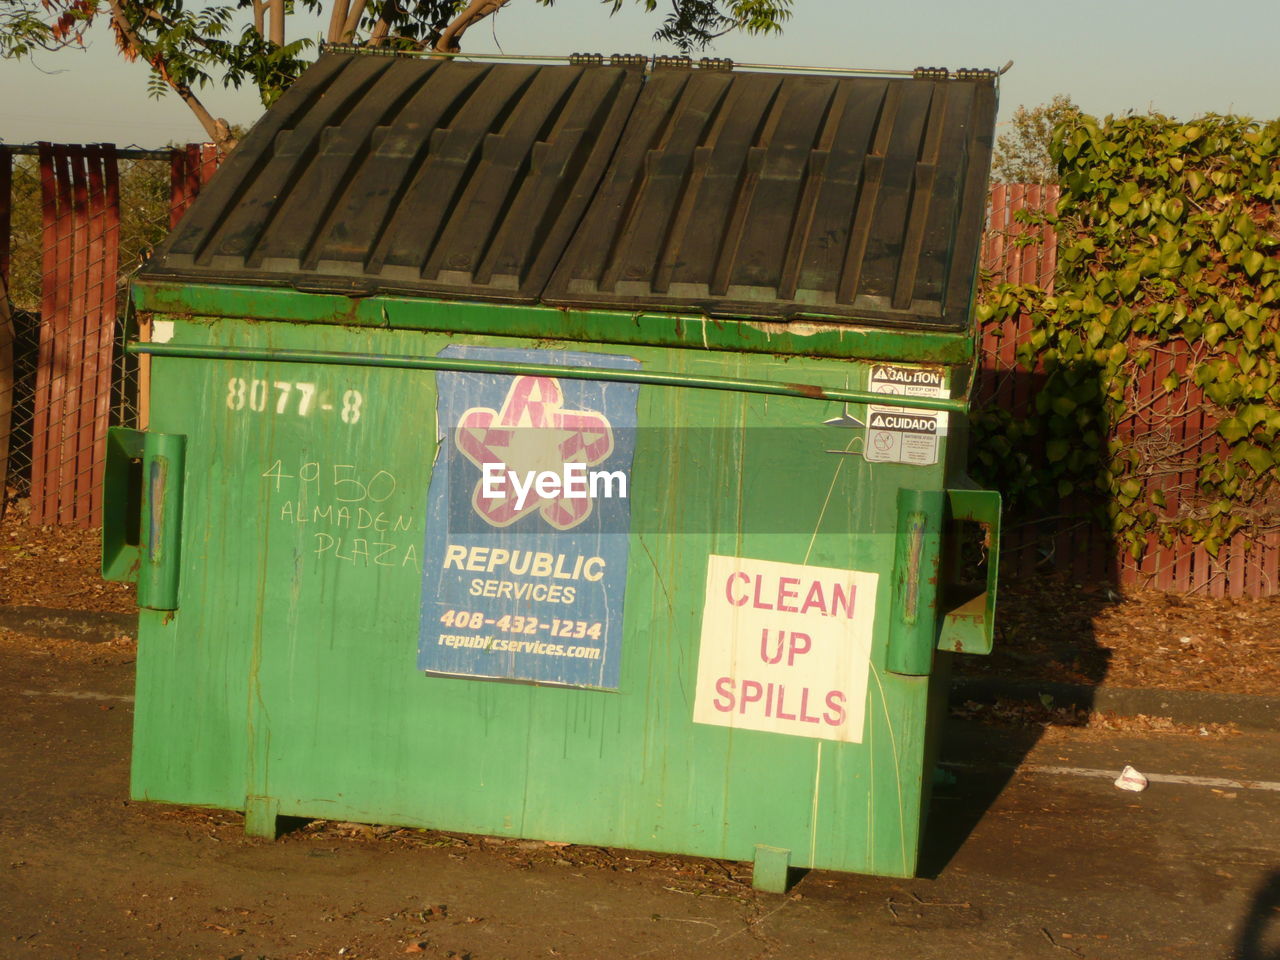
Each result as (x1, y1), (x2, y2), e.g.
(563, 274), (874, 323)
(105, 49), (1002, 890)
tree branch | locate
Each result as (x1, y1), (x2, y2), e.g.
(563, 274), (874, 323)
(252, 0), (266, 37)
(104, 0), (235, 152)
(339, 0), (368, 41)
(326, 0), (352, 42)
(366, 0), (400, 46)
(268, 0), (284, 45)
(433, 0), (513, 53)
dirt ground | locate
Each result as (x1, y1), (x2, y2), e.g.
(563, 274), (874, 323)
(2, 627), (1278, 960)
(3, 515), (1280, 958)
(972, 577), (1280, 698)
(0, 517), (135, 614)
(3, 516), (1277, 696)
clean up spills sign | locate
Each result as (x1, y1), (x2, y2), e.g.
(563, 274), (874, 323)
(864, 364), (949, 466)
(693, 555), (878, 743)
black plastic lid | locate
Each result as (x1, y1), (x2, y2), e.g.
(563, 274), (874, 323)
(150, 53), (643, 302)
(546, 69), (997, 329)
(144, 52), (996, 330)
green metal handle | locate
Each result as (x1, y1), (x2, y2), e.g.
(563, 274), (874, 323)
(937, 487), (1001, 656)
(885, 484), (1002, 674)
(102, 427), (186, 611)
(886, 488), (944, 676)
(140, 432), (186, 610)
(128, 341), (970, 413)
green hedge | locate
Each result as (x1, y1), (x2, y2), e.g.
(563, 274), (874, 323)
(972, 114), (1280, 559)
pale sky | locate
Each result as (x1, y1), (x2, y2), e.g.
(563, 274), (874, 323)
(1, 0), (1277, 148)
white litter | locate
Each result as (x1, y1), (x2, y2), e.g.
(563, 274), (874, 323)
(1114, 765), (1149, 792)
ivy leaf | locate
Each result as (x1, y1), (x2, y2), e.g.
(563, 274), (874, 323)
(1203, 322), (1230, 347)
(1217, 417), (1250, 444)
(1237, 445), (1276, 475)
(1161, 373), (1179, 393)
(1241, 404), (1269, 429)
(1116, 270), (1140, 296)
(1046, 439), (1071, 462)
(1243, 250), (1265, 277)
(1206, 381), (1243, 406)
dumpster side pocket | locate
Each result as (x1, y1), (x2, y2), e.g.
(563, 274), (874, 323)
(937, 487), (1001, 656)
(103, 427), (145, 584)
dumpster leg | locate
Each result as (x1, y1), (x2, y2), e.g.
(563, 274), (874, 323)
(244, 795), (281, 839)
(752, 844), (791, 893)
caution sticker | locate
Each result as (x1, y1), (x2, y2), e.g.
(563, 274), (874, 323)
(865, 364), (949, 466)
(868, 364), (946, 398)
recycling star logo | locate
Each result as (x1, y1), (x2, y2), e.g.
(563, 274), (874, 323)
(454, 376), (614, 530)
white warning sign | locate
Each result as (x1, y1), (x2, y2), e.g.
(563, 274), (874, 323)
(693, 555), (878, 743)
(864, 406), (942, 465)
(865, 365), (949, 466)
(868, 364), (947, 398)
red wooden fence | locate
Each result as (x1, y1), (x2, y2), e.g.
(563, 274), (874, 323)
(169, 143), (221, 228)
(982, 183), (1059, 289)
(29, 143), (121, 527)
(0, 148), (11, 286)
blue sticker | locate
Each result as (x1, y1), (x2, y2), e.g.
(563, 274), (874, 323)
(418, 345), (640, 689)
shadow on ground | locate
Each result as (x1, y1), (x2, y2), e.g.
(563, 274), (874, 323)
(924, 360), (1123, 876)
(1238, 870), (1280, 960)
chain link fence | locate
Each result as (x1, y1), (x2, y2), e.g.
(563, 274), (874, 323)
(3, 151), (44, 507)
